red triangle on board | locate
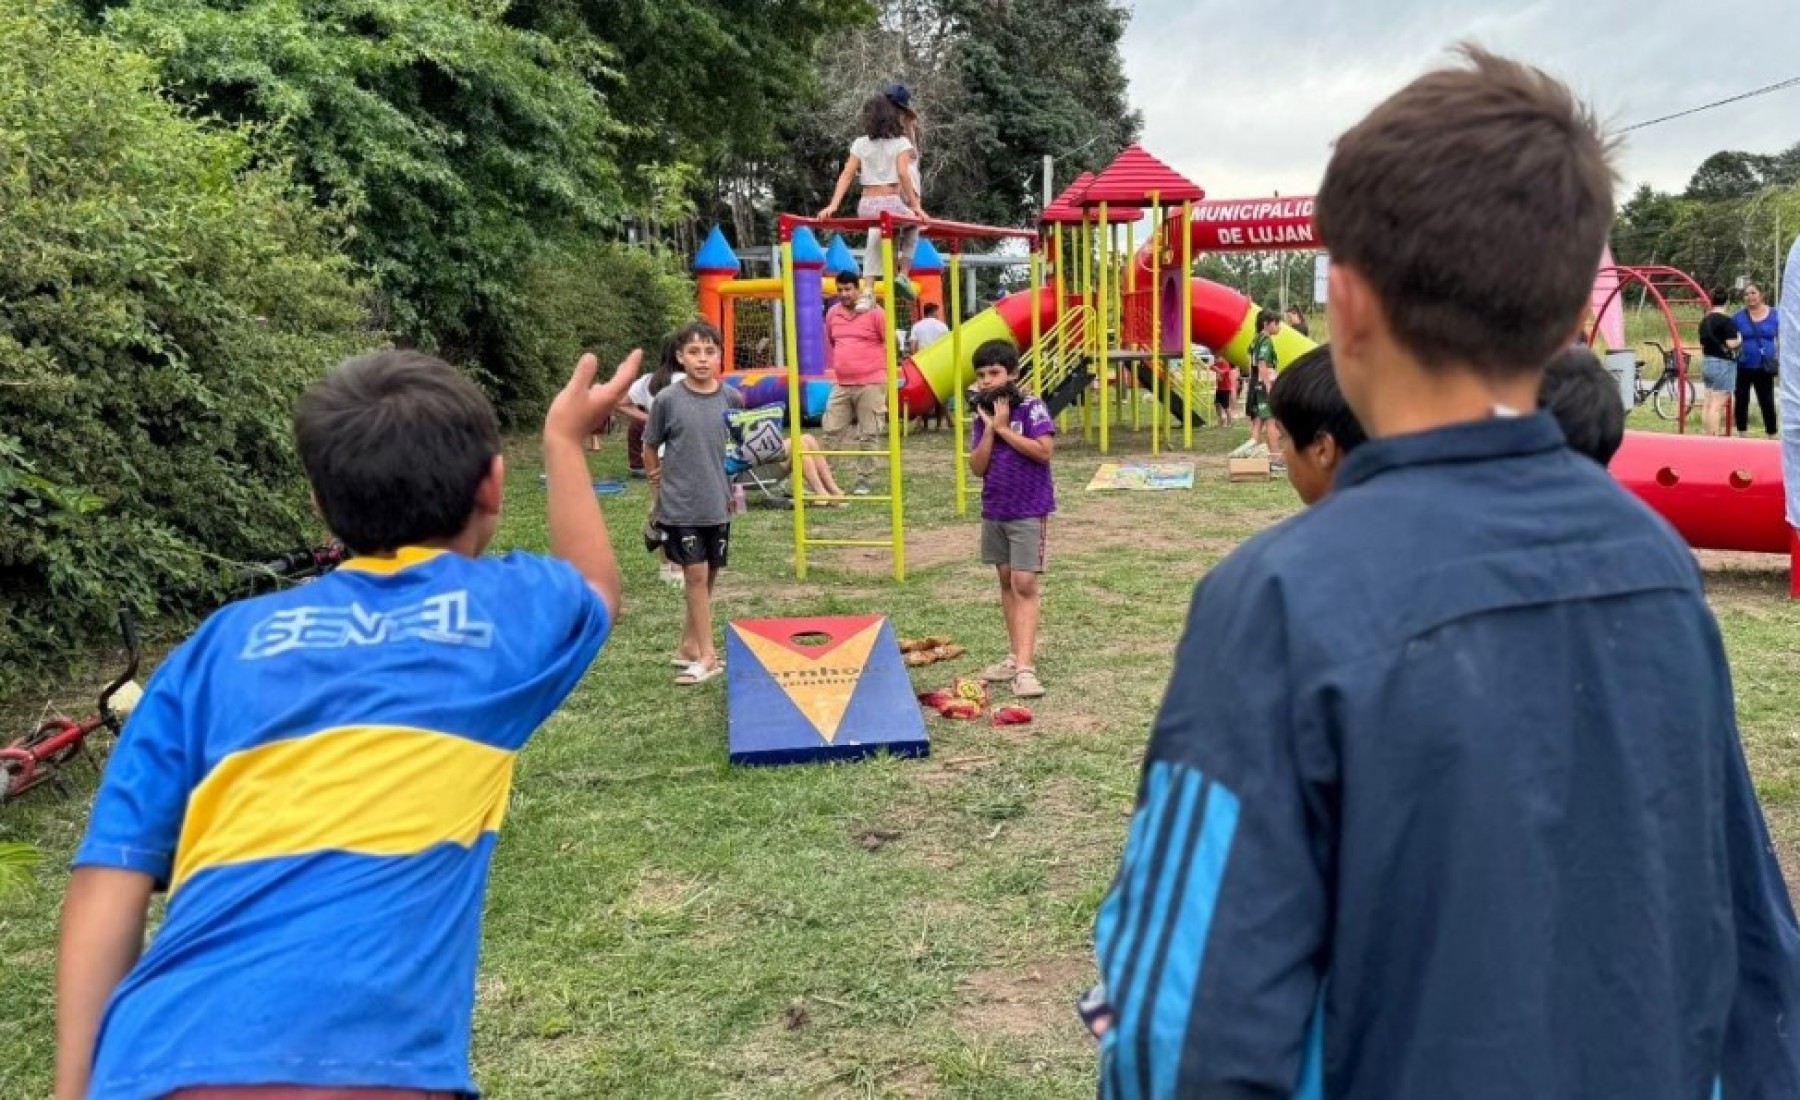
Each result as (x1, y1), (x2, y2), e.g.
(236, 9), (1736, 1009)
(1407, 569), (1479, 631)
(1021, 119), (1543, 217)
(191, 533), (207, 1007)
(729, 615), (885, 661)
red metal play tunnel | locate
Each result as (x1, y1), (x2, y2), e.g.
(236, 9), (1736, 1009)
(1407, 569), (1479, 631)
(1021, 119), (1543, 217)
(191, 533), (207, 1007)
(1610, 430), (1800, 598)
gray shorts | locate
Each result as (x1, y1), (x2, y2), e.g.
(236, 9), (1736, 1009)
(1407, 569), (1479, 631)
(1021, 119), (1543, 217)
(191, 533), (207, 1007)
(981, 517), (1049, 572)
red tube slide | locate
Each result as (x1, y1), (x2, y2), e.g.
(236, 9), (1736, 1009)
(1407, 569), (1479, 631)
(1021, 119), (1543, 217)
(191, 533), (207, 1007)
(1610, 431), (1800, 597)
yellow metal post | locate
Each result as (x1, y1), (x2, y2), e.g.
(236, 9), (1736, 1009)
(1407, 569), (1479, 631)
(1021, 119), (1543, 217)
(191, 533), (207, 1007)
(1029, 249), (1043, 398)
(881, 230), (905, 581)
(781, 237), (808, 579)
(1181, 200), (1194, 449)
(1150, 191), (1162, 456)
(1053, 221), (1068, 433)
(1081, 215), (1094, 442)
(1125, 219), (1137, 293)
(1123, 217), (1139, 433)
(950, 245), (967, 516)
(1098, 203), (1110, 454)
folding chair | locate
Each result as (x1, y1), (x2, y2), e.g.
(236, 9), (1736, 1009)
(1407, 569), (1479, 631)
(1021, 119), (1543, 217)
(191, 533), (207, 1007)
(725, 406), (793, 509)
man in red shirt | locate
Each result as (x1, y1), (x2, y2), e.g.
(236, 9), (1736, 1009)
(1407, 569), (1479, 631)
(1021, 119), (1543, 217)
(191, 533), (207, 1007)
(823, 270), (890, 494)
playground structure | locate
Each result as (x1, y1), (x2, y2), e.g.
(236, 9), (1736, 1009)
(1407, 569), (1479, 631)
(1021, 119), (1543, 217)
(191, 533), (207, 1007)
(1584, 264), (1711, 430)
(1582, 265), (1796, 594)
(686, 141), (1792, 593)
(686, 144), (1326, 580)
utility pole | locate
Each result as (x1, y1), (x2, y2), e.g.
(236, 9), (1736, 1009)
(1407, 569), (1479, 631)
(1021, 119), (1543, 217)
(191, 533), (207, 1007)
(1043, 154), (1054, 210)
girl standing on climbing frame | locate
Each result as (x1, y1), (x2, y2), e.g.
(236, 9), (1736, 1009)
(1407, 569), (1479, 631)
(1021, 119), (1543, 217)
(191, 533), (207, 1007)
(818, 87), (929, 311)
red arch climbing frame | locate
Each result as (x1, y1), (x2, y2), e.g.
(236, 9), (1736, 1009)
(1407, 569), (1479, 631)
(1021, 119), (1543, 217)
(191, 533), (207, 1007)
(1585, 266), (1709, 432)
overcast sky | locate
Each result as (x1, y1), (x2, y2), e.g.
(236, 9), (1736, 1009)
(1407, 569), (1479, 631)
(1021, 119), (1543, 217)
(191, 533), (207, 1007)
(1117, 0), (1800, 202)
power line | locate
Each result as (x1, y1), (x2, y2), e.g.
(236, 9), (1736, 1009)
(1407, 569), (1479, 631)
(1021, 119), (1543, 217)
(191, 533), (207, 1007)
(1619, 76), (1800, 134)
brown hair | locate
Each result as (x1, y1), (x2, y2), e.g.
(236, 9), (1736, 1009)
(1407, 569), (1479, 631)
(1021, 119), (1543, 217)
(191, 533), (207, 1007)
(294, 351), (500, 554)
(861, 94), (904, 141)
(1315, 45), (1617, 380)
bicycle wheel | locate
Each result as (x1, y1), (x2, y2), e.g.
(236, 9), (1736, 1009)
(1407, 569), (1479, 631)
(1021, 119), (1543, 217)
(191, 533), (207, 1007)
(1651, 377), (1696, 422)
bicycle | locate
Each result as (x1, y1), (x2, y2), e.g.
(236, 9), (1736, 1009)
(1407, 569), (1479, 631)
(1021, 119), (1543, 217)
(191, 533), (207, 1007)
(237, 540), (349, 589)
(0, 541), (346, 807)
(1636, 341), (1699, 423)
(1, 609), (141, 805)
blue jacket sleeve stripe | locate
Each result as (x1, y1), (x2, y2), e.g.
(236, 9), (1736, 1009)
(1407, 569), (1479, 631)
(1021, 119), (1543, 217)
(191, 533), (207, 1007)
(1094, 760), (1183, 1100)
(1292, 987), (1325, 1100)
(1095, 761), (1175, 971)
(1115, 767), (1208, 1098)
(1148, 779), (1240, 1099)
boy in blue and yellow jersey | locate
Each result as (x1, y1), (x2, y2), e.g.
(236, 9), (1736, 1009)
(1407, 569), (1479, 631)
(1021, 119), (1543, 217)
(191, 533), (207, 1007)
(55, 348), (641, 1100)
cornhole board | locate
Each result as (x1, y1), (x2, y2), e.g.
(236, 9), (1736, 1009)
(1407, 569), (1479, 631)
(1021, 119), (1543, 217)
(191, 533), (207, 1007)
(725, 614), (929, 766)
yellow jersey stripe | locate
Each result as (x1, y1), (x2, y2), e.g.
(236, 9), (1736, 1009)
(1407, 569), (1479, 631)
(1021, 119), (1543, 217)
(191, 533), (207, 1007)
(172, 725), (515, 891)
(338, 546), (448, 574)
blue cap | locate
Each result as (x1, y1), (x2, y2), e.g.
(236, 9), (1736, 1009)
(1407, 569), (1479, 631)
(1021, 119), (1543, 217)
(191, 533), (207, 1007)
(885, 82), (914, 112)
(694, 226), (740, 274)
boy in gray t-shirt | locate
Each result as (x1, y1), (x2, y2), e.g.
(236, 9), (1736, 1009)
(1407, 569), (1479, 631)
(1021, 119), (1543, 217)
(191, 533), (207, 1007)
(643, 322), (742, 685)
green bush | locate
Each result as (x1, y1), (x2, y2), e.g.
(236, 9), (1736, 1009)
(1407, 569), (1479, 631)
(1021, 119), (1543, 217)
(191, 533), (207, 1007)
(489, 237), (695, 419)
(99, 0), (632, 415)
(0, 2), (370, 696)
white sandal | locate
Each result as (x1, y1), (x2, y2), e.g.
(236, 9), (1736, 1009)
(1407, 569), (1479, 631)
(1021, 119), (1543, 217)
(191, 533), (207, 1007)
(676, 661), (724, 686)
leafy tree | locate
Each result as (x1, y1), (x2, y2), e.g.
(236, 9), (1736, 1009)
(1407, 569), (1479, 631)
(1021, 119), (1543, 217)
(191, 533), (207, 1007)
(761, 0), (1138, 254)
(506, 0), (871, 208)
(1613, 183), (1684, 267)
(941, 0), (1140, 226)
(97, 0), (629, 419)
(491, 237), (695, 415)
(1684, 150), (1768, 202)
(0, 1), (367, 693)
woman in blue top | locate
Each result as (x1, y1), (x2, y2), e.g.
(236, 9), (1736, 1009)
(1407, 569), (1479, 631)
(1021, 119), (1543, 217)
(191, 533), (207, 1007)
(1733, 281), (1779, 435)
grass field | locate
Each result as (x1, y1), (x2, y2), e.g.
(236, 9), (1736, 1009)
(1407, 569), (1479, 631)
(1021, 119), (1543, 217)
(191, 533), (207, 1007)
(2, 398), (1796, 1098)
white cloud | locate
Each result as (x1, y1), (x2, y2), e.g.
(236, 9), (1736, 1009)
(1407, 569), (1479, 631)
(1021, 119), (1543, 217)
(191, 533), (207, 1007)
(1118, 0), (1800, 201)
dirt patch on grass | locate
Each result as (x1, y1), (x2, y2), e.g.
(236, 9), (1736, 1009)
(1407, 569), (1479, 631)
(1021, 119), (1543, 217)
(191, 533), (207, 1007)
(1696, 551), (1793, 610)
(618, 869), (712, 918)
(835, 527), (979, 576)
(953, 954), (1095, 1041)
(718, 579), (889, 607)
(1051, 495), (1204, 557)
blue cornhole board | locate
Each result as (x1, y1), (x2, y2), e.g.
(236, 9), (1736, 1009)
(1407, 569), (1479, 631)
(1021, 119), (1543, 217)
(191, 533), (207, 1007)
(725, 614), (930, 766)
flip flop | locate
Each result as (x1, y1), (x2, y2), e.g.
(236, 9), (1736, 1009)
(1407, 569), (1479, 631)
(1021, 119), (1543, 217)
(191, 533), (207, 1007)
(676, 661), (724, 686)
(670, 655), (724, 668)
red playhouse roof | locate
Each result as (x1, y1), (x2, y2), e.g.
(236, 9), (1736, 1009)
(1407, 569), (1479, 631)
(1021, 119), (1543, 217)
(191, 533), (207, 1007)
(1042, 172), (1135, 223)
(1079, 145), (1205, 207)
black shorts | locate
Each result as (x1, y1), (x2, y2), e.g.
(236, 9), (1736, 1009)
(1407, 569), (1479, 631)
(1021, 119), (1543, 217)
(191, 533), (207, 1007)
(662, 523), (730, 568)
(1214, 389), (1232, 410)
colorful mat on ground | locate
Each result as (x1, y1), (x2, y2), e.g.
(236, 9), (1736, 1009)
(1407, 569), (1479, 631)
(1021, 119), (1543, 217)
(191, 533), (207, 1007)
(1084, 462), (1196, 491)
(725, 614), (929, 766)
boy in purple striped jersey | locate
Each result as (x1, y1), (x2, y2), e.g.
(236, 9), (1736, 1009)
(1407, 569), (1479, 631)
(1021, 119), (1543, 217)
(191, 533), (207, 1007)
(968, 339), (1054, 699)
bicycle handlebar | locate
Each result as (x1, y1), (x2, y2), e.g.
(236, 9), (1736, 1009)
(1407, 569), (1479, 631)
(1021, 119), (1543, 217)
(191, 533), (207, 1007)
(239, 542), (349, 584)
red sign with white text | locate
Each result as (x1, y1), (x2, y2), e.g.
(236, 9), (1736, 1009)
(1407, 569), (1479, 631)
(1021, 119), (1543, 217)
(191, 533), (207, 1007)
(1184, 196), (1318, 253)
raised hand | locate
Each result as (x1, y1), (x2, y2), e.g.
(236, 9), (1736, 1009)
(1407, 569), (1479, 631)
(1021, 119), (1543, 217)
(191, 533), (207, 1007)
(544, 350), (642, 444)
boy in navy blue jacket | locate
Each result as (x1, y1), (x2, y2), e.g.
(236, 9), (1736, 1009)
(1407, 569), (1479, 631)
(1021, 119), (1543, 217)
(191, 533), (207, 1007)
(1090, 46), (1800, 1100)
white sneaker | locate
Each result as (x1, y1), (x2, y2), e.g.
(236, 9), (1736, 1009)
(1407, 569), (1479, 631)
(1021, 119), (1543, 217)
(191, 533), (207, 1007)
(854, 292), (875, 313)
(1251, 443), (1271, 459)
